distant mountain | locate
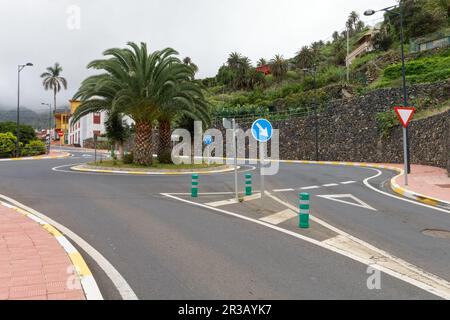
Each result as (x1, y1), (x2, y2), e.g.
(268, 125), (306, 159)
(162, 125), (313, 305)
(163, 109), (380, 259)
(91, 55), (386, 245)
(0, 107), (50, 130)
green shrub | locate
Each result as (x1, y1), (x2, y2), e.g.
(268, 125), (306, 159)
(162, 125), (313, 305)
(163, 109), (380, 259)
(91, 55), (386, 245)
(21, 140), (46, 156)
(0, 132), (17, 158)
(376, 110), (399, 137)
(123, 152), (134, 164)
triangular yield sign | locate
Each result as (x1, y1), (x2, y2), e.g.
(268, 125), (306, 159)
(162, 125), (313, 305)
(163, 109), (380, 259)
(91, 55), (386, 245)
(317, 194), (377, 211)
(394, 107), (416, 128)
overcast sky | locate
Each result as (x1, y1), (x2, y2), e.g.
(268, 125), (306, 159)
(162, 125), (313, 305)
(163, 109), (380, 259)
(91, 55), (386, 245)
(0, 0), (395, 111)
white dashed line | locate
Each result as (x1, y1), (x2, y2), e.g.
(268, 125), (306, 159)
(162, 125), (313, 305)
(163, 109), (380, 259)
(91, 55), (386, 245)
(300, 186), (320, 190)
(273, 188), (295, 192)
(322, 183), (339, 187)
(341, 181), (356, 185)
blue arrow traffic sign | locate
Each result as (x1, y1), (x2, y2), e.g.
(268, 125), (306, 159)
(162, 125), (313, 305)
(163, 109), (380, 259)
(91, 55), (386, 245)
(203, 135), (213, 146)
(251, 118), (273, 142)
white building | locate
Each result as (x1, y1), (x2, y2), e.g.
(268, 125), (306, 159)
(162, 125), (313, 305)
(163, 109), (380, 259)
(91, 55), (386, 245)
(68, 110), (108, 147)
(68, 100), (134, 148)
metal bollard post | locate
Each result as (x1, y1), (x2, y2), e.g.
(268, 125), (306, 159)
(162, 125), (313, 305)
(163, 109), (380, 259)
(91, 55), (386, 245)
(245, 173), (252, 196)
(299, 193), (310, 229)
(191, 174), (199, 198)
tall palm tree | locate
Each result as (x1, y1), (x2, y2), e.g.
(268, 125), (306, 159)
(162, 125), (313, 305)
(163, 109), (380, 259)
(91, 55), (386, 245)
(73, 42), (208, 165)
(227, 52), (243, 70)
(40, 62), (68, 116)
(269, 54), (287, 82)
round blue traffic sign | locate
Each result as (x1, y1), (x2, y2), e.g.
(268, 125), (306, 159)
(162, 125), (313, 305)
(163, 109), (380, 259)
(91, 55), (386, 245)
(251, 118), (273, 142)
(203, 135), (213, 146)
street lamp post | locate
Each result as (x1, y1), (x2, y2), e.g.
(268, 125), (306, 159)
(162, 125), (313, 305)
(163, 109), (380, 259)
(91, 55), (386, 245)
(303, 65), (319, 161)
(364, 1), (411, 173)
(41, 102), (52, 154)
(16, 62), (33, 157)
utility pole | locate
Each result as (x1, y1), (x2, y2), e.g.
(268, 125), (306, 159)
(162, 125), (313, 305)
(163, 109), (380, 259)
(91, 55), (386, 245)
(346, 26), (350, 82)
(16, 63), (33, 157)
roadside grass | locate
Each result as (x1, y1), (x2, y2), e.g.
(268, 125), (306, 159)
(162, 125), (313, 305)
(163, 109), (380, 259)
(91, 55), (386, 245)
(88, 160), (223, 169)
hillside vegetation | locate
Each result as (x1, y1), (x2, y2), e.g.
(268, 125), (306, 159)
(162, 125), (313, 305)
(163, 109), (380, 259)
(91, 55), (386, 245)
(202, 0), (450, 120)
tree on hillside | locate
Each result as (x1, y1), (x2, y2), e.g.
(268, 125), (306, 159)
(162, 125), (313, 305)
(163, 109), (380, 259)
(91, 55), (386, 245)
(183, 56), (199, 79)
(332, 31), (340, 43)
(269, 54), (288, 82)
(40, 62), (67, 116)
(73, 42), (209, 165)
(294, 46), (314, 70)
(257, 58), (268, 67)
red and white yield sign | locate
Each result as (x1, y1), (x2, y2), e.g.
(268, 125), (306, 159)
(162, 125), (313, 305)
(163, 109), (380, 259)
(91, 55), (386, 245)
(394, 107), (416, 128)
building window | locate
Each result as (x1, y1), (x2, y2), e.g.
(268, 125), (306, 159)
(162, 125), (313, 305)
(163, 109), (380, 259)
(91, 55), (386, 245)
(93, 113), (101, 124)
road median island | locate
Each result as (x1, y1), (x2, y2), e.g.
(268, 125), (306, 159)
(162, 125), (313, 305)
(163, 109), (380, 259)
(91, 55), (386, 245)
(71, 161), (236, 175)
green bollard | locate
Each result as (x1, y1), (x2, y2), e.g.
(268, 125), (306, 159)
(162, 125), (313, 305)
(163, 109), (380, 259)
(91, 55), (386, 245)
(245, 173), (252, 196)
(191, 174), (199, 198)
(299, 193), (310, 229)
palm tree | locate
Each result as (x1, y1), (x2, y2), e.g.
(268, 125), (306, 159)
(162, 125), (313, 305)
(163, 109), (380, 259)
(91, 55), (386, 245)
(294, 46), (314, 70)
(40, 62), (67, 117)
(227, 52), (243, 70)
(73, 42), (209, 165)
(269, 54), (287, 82)
(183, 56), (199, 78)
(257, 58), (267, 67)
(332, 31), (340, 43)
(349, 11), (360, 30)
(157, 89), (210, 163)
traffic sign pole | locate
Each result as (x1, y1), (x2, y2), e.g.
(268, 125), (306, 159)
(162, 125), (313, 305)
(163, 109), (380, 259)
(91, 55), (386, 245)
(232, 119), (238, 202)
(402, 127), (408, 186)
(394, 107), (415, 187)
(260, 142), (265, 199)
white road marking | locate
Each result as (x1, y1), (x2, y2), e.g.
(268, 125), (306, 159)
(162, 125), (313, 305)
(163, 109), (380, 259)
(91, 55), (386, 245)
(163, 192), (450, 299)
(205, 193), (262, 207)
(260, 209), (297, 225)
(300, 186), (320, 190)
(0, 193), (138, 300)
(206, 198), (239, 207)
(317, 194), (377, 211)
(363, 169), (450, 215)
(322, 183), (339, 187)
(273, 188), (295, 192)
(341, 181), (356, 185)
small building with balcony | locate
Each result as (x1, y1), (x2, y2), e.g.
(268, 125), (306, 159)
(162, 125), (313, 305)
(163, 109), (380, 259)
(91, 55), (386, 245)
(346, 30), (376, 66)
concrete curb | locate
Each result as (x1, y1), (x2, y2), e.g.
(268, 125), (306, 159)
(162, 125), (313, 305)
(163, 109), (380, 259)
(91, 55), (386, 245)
(390, 174), (450, 208)
(0, 152), (71, 162)
(0, 201), (103, 300)
(70, 164), (237, 175)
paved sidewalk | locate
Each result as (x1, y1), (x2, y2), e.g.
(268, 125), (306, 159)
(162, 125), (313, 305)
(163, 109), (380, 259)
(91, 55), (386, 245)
(0, 203), (85, 300)
(386, 164), (450, 203)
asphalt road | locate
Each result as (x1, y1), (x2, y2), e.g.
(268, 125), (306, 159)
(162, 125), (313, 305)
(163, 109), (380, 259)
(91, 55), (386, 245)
(0, 148), (448, 299)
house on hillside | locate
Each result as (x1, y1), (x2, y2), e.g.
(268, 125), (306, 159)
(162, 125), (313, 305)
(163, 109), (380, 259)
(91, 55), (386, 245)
(346, 29), (377, 66)
(410, 30), (450, 53)
(256, 64), (271, 75)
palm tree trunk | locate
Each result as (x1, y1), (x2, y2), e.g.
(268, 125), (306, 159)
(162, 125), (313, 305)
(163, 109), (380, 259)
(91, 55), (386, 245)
(53, 90), (57, 140)
(134, 120), (153, 165)
(157, 119), (172, 163)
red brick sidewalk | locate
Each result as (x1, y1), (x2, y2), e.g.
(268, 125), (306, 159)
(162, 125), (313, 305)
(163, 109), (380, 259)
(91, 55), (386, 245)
(0, 203), (85, 300)
(383, 164), (450, 203)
